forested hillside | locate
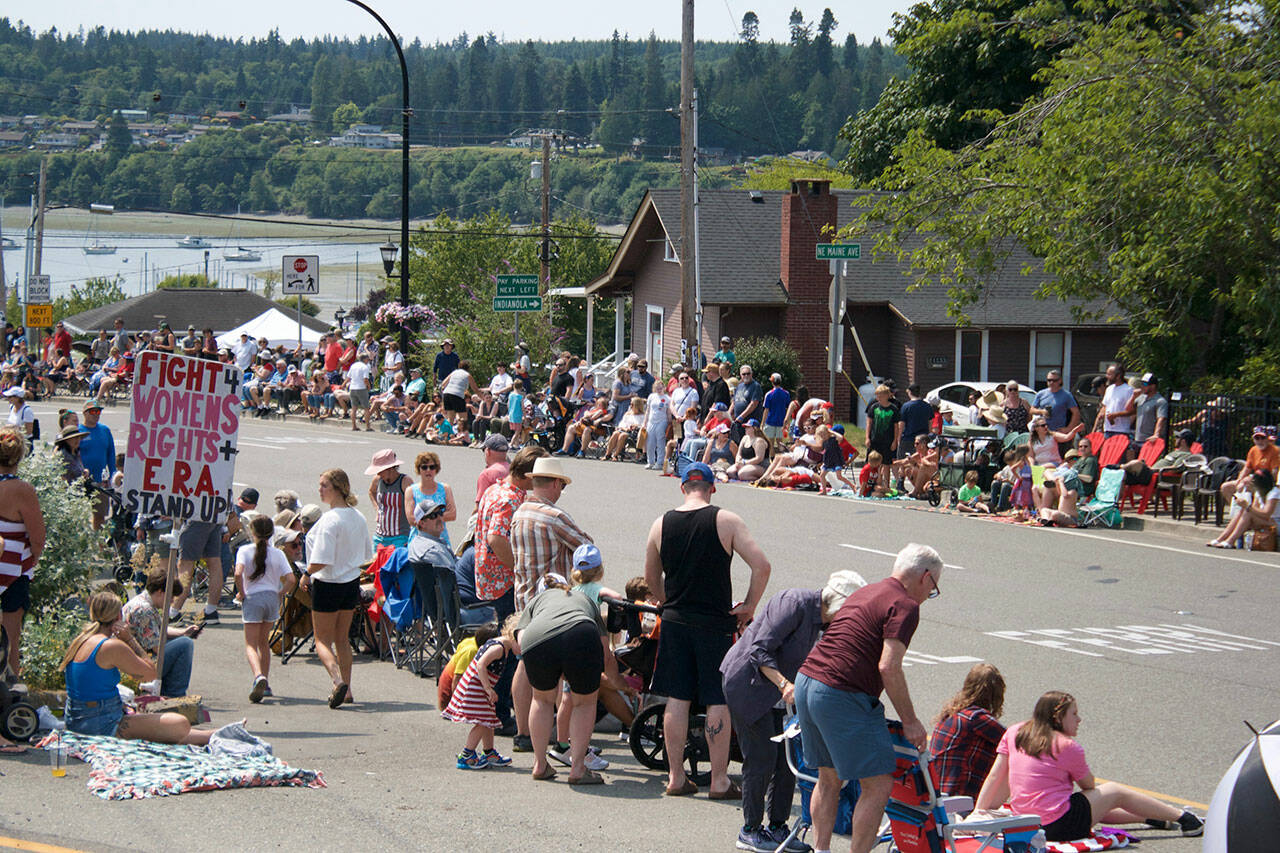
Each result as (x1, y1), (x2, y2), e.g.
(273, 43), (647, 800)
(0, 12), (904, 220)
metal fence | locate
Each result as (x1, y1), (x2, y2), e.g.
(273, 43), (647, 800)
(1167, 391), (1280, 460)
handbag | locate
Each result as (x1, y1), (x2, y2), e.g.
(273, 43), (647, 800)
(1252, 524), (1277, 552)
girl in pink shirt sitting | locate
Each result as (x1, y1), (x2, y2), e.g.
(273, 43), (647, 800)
(974, 690), (1203, 840)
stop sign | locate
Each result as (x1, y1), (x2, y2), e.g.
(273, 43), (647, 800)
(293, 258), (309, 273)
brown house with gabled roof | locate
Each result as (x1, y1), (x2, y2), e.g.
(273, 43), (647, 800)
(585, 180), (1127, 420)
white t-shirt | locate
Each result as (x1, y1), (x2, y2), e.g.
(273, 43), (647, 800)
(1101, 382), (1135, 434)
(7, 404), (34, 428)
(348, 361), (372, 391)
(233, 339), (258, 370)
(305, 506), (374, 583)
(488, 372), (514, 395)
(235, 543), (293, 597)
(645, 392), (670, 427)
(384, 350), (404, 374)
(1262, 487), (1280, 527)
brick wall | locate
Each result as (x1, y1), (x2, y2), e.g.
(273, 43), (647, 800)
(780, 180), (849, 413)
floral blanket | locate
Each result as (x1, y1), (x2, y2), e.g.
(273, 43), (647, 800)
(39, 731), (325, 800)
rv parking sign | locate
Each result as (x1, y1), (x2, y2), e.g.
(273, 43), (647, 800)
(282, 255), (319, 295)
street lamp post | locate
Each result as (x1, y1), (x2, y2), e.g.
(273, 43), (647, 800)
(344, 0), (411, 355)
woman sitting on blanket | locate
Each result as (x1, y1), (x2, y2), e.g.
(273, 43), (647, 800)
(59, 591), (216, 745)
(974, 690), (1203, 840)
(755, 420), (822, 488)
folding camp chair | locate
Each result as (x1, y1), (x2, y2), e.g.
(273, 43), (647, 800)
(1079, 467), (1124, 528)
(1084, 431), (1105, 454)
(269, 572), (314, 664)
(884, 720), (1043, 853)
(1194, 456), (1242, 526)
(1121, 437), (1165, 514)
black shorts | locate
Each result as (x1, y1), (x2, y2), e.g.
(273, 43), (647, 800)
(442, 393), (466, 414)
(869, 441), (894, 463)
(1, 576), (31, 613)
(522, 621), (604, 694)
(1043, 791), (1093, 842)
(650, 619), (733, 705)
(310, 578), (360, 613)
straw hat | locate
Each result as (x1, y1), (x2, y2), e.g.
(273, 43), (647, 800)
(54, 425), (84, 445)
(979, 389), (1001, 409)
(983, 404), (1007, 425)
(530, 456), (572, 484)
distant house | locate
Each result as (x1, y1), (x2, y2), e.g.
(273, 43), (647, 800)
(585, 181), (1127, 419)
(788, 150), (835, 167)
(0, 130), (25, 149)
(61, 120), (99, 134)
(0, 115), (21, 129)
(114, 109), (148, 122)
(214, 111), (247, 126)
(328, 124), (401, 149)
(266, 106), (312, 125)
(34, 132), (81, 151)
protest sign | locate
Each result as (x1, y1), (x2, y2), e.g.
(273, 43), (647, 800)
(122, 351), (240, 524)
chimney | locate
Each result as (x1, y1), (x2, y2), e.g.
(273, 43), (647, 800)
(780, 180), (849, 415)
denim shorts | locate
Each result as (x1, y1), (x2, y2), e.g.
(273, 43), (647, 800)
(65, 693), (124, 737)
(794, 673), (894, 780)
(241, 590), (281, 624)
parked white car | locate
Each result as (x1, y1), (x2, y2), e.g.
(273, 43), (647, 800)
(927, 381), (1037, 426)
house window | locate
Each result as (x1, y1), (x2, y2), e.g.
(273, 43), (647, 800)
(1031, 332), (1065, 386)
(663, 237), (679, 263)
(956, 330), (986, 382)
(646, 306), (664, 366)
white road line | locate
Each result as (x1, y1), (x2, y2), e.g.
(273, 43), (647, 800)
(839, 543), (966, 571)
(1046, 526), (1280, 569)
(236, 440), (283, 450)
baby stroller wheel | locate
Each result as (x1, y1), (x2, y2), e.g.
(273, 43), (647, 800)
(113, 563), (134, 585)
(629, 704), (667, 770)
(927, 487), (941, 508)
(1, 700), (39, 742)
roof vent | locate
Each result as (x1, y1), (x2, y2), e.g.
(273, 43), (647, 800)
(748, 190), (764, 203)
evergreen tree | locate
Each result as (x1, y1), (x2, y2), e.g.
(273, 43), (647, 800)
(641, 33), (672, 150)
(516, 40), (544, 120)
(561, 63), (592, 141)
(106, 111), (132, 154)
(815, 9), (837, 77)
(843, 33), (860, 73)
(309, 55), (336, 131)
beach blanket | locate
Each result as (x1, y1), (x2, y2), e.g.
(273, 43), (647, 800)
(38, 731), (325, 799)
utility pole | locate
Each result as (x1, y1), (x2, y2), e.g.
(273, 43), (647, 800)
(679, 0), (698, 372)
(540, 133), (551, 293)
(28, 159), (47, 350)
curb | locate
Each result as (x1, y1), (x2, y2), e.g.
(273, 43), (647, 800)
(1121, 513), (1223, 542)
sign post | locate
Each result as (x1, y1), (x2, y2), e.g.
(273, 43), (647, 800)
(495, 274), (541, 347)
(816, 247), (858, 402)
(122, 352), (240, 672)
(283, 255), (320, 349)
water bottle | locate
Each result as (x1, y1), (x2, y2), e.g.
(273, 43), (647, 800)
(1244, 531), (1255, 550)
(1029, 829), (1047, 853)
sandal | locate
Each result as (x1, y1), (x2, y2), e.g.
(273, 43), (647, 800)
(568, 770), (604, 785)
(532, 765), (558, 781)
(664, 779), (699, 796)
(329, 682), (348, 709)
(708, 780), (743, 800)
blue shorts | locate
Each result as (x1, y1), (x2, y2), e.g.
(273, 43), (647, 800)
(65, 693), (124, 737)
(374, 534), (409, 548)
(795, 673), (894, 780)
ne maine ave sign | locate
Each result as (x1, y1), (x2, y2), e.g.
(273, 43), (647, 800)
(494, 274), (541, 312)
(815, 243), (861, 260)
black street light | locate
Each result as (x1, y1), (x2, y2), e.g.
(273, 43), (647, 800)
(379, 240), (398, 277)
(334, 306), (347, 332)
(345, 0), (411, 355)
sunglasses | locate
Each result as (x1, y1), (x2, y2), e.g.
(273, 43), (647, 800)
(419, 464), (439, 471)
(925, 570), (941, 600)
(422, 510), (445, 520)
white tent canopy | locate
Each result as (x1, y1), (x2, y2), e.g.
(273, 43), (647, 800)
(215, 308), (325, 350)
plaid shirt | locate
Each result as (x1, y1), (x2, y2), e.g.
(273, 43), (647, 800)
(928, 706), (1006, 799)
(510, 495), (593, 610)
(474, 479), (525, 601)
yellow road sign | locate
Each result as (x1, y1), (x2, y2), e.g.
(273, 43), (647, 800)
(25, 304), (52, 327)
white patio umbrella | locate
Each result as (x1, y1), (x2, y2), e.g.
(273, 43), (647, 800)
(1203, 719), (1280, 851)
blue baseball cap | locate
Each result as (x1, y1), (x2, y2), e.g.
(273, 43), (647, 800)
(745, 418), (759, 427)
(682, 462), (715, 485)
(573, 543), (602, 571)
(832, 424), (845, 434)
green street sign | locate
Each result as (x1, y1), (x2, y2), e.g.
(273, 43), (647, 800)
(496, 274), (539, 297)
(815, 243), (861, 260)
(493, 296), (543, 312)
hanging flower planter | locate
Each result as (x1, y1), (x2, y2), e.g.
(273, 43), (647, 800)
(374, 301), (438, 333)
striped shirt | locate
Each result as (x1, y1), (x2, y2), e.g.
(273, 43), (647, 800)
(510, 495), (593, 610)
(0, 515), (32, 591)
(374, 473), (409, 539)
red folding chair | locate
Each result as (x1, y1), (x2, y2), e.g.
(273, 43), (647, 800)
(1097, 434), (1129, 467)
(1121, 437), (1165, 513)
(1084, 431), (1105, 453)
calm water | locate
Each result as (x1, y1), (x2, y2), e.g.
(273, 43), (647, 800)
(0, 230), (388, 312)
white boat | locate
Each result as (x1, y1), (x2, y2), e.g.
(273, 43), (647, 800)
(176, 235), (212, 248)
(83, 242), (117, 255)
(0, 236), (16, 250)
(223, 246), (262, 262)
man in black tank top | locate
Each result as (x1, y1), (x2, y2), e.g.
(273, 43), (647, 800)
(644, 462), (772, 799)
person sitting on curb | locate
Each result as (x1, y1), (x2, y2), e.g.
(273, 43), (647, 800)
(121, 570), (203, 698)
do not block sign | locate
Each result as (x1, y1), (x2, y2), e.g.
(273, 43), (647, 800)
(122, 351), (240, 524)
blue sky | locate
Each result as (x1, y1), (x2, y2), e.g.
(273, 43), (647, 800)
(3, 0), (906, 45)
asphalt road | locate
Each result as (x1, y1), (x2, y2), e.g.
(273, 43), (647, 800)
(6, 403), (1277, 852)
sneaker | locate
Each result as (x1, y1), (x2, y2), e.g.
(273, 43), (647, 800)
(548, 743), (571, 766)
(511, 734), (533, 753)
(584, 751), (610, 771)
(1177, 811), (1204, 837)
(767, 825), (812, 853)
(456, 750), (489, 770)
(1144, 818), (1176, 831)
(262, 684), (273, 698)
(199, 610), (219, 624)
(168, 611), (185, 625)
(249, 677), (268, 704)
(736, 827), (776, 853)
(495, 721), (517, 737)
(483, 749), (512, 767)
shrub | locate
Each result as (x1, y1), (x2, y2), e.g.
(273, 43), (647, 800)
(17, 443), (106, 614)
(18, 608), (85, 690)
(733, 336), (803, 393)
